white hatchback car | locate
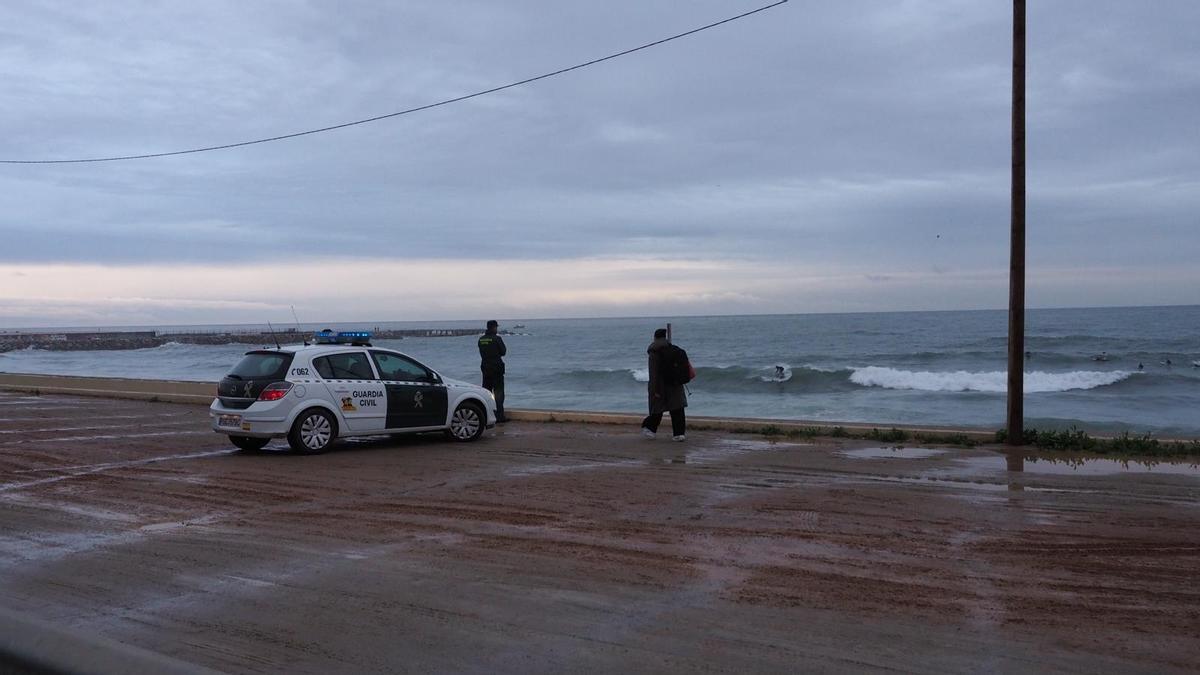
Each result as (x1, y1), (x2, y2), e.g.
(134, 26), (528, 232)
(210, 331), (496, 453)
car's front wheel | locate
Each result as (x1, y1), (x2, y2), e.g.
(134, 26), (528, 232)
(288, 408), (337, 454)
(230, 435), (269, 452)
(447, 401), (485, 442)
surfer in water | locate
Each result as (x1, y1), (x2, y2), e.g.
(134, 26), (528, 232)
(774, 365), (786, 381)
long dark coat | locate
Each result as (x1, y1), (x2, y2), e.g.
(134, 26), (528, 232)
(647, 338), (688, 414)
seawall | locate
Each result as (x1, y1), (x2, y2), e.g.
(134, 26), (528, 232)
(0, 372), (997, 441)
(0, 328), (486, 353)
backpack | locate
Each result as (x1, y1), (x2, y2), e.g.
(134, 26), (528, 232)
(659, 344), (694, 386)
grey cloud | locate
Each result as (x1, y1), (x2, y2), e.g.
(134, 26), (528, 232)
(0, 0), (1198, 315)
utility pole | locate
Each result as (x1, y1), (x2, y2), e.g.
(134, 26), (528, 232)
(1007, 0), (1026, 445)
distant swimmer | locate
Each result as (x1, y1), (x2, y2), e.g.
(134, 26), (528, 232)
(1160, 358), (1173, 366)
(1193, 360), (1200, 368)
(1092, 351), (1109, 362)
(1138, 362), (1144, 370)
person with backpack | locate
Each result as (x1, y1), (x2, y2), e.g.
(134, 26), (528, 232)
(641, 327), (692, 441)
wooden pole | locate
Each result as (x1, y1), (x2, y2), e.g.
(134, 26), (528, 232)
(1007, 0), (1026, 445)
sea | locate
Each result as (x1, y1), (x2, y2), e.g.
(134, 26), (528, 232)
(2, 306), (1198, 438)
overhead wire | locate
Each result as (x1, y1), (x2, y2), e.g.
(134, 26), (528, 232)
(1, 0), (788, 165)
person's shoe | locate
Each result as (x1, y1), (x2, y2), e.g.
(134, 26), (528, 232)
(641, 428), (656, 439)
(672, 434), (686, 442)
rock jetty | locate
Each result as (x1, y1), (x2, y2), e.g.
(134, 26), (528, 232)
(0, 328), (486, 353)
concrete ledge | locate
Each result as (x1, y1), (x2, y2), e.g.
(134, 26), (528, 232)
(0, 606), (220, 675)
(0, 373), (997, 440)
(0, 373), (212, 405)
(504, 409), (998, 441)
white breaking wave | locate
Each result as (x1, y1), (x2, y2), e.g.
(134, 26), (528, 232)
(632, 368), (649, 382)
(849, 367), (1135, 393)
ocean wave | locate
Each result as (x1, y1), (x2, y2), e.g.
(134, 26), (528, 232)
(571, 364), (870, 394)
(849, 367), (1136, 393)
(757, 364), (793, 382)
(554, 365), (853, 390)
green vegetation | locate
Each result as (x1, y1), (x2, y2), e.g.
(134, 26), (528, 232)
(865, 427), (909, 443)
(996, 426), (1200, 457)
(710, 423), (981, 447)
(912, 432), (981, 447)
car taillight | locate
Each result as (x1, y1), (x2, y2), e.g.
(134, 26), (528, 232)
(258, 381), (293, 401)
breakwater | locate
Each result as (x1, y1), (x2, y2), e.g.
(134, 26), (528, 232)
(0, 328), (482, 353)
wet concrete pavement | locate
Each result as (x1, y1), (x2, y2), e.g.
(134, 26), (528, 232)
(1, 391), (1198, 673)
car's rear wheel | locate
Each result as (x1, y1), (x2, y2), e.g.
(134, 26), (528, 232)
(230, 435), (269, 452)
(288, 408), (337, 454)
(447, 401), (485, 442)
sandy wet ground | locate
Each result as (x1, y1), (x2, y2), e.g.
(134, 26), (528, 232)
(1, 391), (1198, 673)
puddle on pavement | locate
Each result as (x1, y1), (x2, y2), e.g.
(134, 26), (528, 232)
(508, 459), (642, 476)
(957, 455), (1200, 477)
(842, 447), (949, 460)
(659, 438), (808, 466)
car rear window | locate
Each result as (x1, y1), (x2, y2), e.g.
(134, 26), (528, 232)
(228, 352), (293, 379)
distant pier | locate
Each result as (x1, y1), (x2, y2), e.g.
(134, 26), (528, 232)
(0, 328), (486, 353)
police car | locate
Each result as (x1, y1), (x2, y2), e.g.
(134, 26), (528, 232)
(210, 330), (497, 453)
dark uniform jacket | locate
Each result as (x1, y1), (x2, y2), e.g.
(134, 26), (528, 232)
(478, 331), (507, 375)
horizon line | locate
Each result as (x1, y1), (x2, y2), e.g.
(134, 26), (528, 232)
(4, 302), (1198, 332)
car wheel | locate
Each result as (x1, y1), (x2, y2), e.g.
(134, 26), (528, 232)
(447, 401), (485, 442)
(230, 435), (269, 452)
(288, 408), (337, 454)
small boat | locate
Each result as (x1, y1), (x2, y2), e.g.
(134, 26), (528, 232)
(512, 324), (526, 330)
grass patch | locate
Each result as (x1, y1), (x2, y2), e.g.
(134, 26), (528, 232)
(913, 432), (981, 447)
(996, 426), (1200, 457)
(865, 427), (909, 443)
(731, 423), (979, 448)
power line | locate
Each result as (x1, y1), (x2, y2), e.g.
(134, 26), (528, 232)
(2, 1), (788, 165)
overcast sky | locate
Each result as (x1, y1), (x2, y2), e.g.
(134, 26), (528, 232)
(1, 0), (1197, 327)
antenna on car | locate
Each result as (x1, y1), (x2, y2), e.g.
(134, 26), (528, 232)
(266, 321), (282, 349)
(291, 305), (309, 345)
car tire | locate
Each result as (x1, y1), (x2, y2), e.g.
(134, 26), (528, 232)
(288, 408), (337, 454)
(447, 401), (486, 442)
(230, 435), (269, 452)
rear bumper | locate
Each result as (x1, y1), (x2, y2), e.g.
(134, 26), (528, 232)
(210, 399), (290, 437)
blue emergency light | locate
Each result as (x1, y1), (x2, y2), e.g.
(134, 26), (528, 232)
(314, 330), (372, 345)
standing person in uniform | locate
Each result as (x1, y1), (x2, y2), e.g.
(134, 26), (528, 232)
(478, 320), (507, 423)
(641, 328), (687, 441)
